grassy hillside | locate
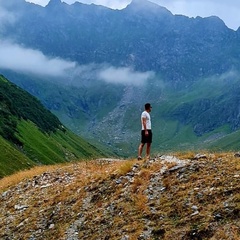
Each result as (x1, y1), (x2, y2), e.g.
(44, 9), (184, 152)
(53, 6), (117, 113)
(16, 120), (105, 164)
(0, 119), (106, 178)
(4, 71), (240, 157)
(150, 76), (240, 153)
(0, 152), (239, 239)
(0, 136), (36, 177)
(0, 75), (107, 178)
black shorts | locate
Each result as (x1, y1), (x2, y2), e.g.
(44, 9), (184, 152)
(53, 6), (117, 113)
(141, 130), (152, 144)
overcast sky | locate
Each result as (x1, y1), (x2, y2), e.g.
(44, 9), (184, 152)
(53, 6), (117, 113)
(25, 0), (240, 30)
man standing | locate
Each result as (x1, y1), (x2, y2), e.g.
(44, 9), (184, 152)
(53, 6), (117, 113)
(138, 103), (152, 160)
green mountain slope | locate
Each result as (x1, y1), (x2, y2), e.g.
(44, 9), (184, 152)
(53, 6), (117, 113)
(0, 136), (35, 177)
(0, 75), (107, 178)
(149, 76), (240, 152)
(5, 71), (240, 157)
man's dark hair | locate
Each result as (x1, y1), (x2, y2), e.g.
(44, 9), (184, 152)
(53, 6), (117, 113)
(145, 103), (152, 110)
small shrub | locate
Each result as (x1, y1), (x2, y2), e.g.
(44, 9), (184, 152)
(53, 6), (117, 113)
(117, 161), (134, 175)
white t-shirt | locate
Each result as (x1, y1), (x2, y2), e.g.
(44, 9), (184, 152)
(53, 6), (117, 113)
(141, 111), (151, 130)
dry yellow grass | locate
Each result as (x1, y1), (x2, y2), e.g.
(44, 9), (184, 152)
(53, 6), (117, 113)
(0, 164), (62, 192)
(117, 160), (136, 175)
(0, 153), (240, 239)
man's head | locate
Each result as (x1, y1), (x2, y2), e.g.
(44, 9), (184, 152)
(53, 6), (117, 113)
(145, 103), (152, 112)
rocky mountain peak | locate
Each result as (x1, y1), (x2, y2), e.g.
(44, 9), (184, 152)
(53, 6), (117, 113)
(46, 0), (62, 8)
(126, 0), (172, 16)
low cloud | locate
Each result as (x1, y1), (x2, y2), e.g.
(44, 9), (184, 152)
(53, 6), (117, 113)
(0, 41), (153, 86)
(0, 6), (16, 31)
(213, 69), (240, 86)
(98, 66), (154, 86)
(0, 23), (152, 86)
(69, 63), (154, 86)
(0, 40), (76, 77)
(0, 3), (77, 78)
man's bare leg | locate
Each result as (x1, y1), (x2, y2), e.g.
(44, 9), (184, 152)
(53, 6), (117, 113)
(138, 143), (145, 159)
(146, 143), (151, 160)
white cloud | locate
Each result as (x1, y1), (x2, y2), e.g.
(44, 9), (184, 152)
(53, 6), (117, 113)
(0, 6), (16, 31)
(98, 66), (154, 86)
(0, 40), (153, 85)
(70, 63), (154, 86)
(0, 40), (76, 77)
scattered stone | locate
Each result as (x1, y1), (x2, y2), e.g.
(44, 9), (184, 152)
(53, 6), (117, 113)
(193, 154), (208, 160)
(160, 187), (166, 192)
(223, 202), (229, 208)
(190, 211), (199, 216)
(214, 213), (223, 220)
(132, 164), (140, 172)
(191, 205), (198, 211)
(1, 155), (239, 239)
(14, 205), (29, 210)
(1, 190), (10, 198)
(40, 184), (52, 189)
(234, 152), (240, 157)
(168, 165), (185, 172)
(49, 224), (55, 229)
(115, 178), (122, 184)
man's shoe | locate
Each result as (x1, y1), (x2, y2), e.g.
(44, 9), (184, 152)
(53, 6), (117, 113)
(137, 156), (142, 160)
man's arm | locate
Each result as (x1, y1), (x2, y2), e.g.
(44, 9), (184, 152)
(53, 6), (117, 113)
(142, 117), (149, 135)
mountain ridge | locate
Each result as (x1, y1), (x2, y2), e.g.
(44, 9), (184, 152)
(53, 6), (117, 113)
(125, 0), (172, 16)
